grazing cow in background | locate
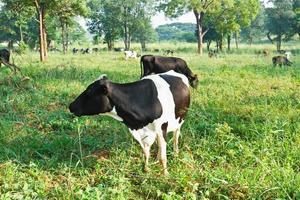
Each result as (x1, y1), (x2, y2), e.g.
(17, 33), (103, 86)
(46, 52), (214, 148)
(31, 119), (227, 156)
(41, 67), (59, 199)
(69, 71), (191, 175)
(140, 55), (198, 88)
(114, 47), (124, 52)
(0, 49), (10, 67)
(49, 48), (61, 52)
(208, 49), (218, 58)
(255, 49), (269, 57)
(124, 50), (139, 60)
(92, 48), (99, 53)
(83, 48), (90, 54)
(73, 48), (79, 54)
(272, 55), (292, 67)
(164, 49), (174, 56)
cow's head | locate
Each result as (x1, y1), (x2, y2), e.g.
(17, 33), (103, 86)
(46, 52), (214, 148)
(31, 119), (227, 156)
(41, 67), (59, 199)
(190, 74), (199, 88)
(69, 75), (113, 116)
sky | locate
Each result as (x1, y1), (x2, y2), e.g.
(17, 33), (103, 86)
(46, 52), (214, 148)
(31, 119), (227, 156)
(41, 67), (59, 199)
(151, 12), (195, 28)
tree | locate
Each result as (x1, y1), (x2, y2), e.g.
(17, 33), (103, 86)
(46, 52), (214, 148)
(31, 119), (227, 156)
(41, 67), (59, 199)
(156, 23), (197, 42)
(0, 1), (34, 53)
(117, 0), (155, 50)
(207, 0), (260, 51)
(88, 0), (155, 50)
(51, 0), (88, 53)
(241, 5), (266, 45)
(265, 0), (297, 51)
(88, 0), (122, 50)
(132, 17), (158, 50)
(159, 0), (238, 55)
(293, 0), (300, 37)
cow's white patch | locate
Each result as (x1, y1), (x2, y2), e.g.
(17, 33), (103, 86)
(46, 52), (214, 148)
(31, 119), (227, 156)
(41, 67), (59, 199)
(285, 51), (291, 60)
(103, 107), (123, 121)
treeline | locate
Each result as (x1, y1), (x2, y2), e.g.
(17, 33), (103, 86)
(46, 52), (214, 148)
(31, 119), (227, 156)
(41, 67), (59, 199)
(156, 23), (197, 42)
(0, 0), (299, 61)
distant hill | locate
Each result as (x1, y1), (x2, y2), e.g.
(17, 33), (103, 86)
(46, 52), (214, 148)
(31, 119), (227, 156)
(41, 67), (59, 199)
(155, 23), (197, 42)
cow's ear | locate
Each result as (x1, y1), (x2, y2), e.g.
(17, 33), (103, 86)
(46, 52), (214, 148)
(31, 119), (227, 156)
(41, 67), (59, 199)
(98, 74), (108, 80)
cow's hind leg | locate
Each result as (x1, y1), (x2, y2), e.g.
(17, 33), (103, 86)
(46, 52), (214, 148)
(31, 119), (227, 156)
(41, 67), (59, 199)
(157, 132), (168, 175)
(173, 128), (180, 155)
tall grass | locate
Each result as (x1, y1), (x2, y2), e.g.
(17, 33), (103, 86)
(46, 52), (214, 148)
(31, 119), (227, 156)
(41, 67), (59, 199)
(0, 42), (299, 199)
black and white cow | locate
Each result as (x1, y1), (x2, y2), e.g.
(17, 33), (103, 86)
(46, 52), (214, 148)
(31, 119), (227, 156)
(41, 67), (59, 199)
(140, 55), (198, 88)
(69, 70), (190, 175)
(124, 50), (139, 60)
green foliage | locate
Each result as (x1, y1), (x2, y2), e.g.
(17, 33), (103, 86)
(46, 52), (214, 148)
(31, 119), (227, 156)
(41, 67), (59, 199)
(241, 5), (266, 44)
(0, 42), (300, 198)
(88, 0), (123, 49)
(88, 0), (155, 50)
(265, 0), (298, 50)
(156, 23), (197, 42)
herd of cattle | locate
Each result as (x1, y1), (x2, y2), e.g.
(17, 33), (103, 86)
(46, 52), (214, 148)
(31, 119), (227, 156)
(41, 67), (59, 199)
(0, 46), (296, 174)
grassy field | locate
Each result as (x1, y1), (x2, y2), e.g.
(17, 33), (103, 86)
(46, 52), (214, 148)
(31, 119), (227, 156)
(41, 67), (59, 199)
(0, 42), (300, 199)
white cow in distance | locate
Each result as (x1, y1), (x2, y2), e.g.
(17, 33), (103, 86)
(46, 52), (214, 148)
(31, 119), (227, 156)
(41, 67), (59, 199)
(124, 50), (140, 60)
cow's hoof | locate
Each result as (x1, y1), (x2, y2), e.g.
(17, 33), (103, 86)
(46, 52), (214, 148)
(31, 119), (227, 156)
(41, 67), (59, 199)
(163, 170), (169, 176)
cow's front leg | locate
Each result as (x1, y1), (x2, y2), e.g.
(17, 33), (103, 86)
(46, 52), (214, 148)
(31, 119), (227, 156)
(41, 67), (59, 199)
(157, 132), (168, 175)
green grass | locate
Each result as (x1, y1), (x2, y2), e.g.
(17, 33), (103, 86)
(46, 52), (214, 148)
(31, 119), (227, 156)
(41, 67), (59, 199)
(0, 42), (300, 199)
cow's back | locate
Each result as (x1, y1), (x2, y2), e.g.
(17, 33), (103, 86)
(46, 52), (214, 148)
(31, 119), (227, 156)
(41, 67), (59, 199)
(154, 56), (186, 72)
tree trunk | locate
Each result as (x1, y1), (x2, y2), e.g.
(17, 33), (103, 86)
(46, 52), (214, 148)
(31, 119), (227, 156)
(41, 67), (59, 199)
(60, 19), (65, 53)
(234, 32), (239, 49)
(194, 9), (205, 55)
(8, 40), (13, 56)
(42, 7), (47, 59)
(249, 36), (253, 46)
(123, 22), (130, 50)
(37, 6), (45, 62)
(141, 40), (146, 51)
(207, 40), (211, 51)
(19, 25), (23, 42)
(219, 35), (223, 51)
(66, 23), (69, 52)
(227, 34), (231, 51)
(277, 34), (282, 51)
(267, 32), (274, 44)
(107, 40), (114, 51)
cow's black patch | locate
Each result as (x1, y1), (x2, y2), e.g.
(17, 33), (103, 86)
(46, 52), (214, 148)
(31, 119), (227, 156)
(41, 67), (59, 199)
(161, 122), (168, 140)
(140, 55), (198, 88)
(159, 75), (190, 123)
(108, 79), (163, 130)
